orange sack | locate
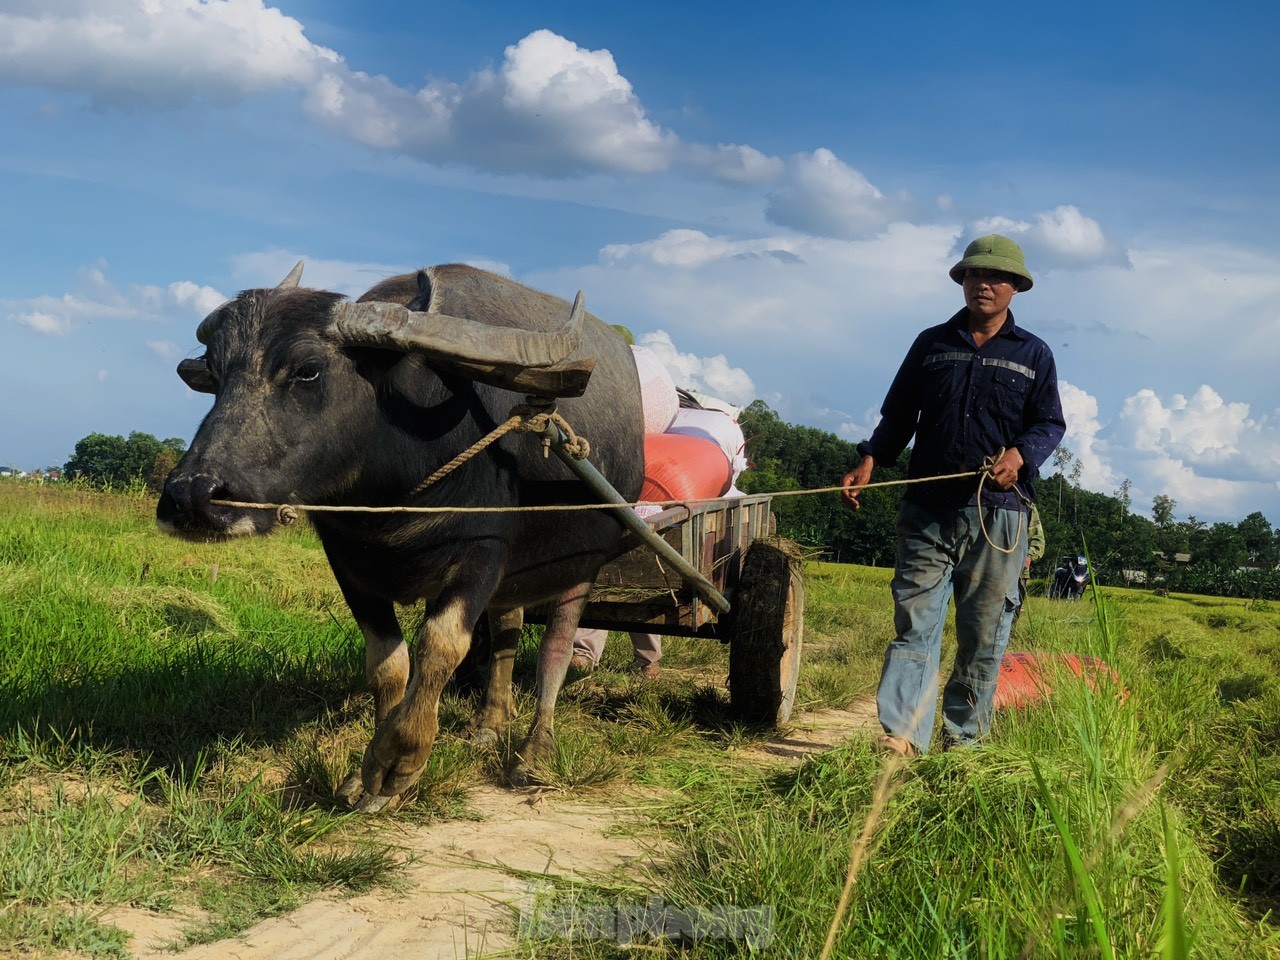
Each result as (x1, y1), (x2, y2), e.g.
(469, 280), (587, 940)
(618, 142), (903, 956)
(640, 433), (732, 504)
(993, 651), (1128, 710)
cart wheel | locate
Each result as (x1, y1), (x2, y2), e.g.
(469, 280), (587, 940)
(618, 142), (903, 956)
(729, 539), (805, 725)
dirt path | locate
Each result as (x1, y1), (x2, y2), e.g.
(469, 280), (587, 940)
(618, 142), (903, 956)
(117, 702), (877, 960)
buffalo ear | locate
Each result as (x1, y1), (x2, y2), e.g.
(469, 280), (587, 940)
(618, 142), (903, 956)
(177, 358), (216, 394)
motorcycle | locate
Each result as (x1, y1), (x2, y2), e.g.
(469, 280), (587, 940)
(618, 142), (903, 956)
(1048, 554), (1090, 600)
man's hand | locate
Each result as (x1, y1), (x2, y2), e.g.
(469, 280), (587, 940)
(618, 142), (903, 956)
(988, 447), (1024, 491)
(840, 457), (875, 510)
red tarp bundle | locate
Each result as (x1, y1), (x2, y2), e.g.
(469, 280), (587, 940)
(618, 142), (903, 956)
(993, 651), (1128, 710)
(640, 432), (732, 504)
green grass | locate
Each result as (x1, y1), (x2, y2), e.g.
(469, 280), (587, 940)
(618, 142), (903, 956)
(517, 580), (1280, 958)
(0, 480), (838, 956)
(514, 586), (1274, 957)
(6, 479), (1280, 958)
(0, 482), (421, 954)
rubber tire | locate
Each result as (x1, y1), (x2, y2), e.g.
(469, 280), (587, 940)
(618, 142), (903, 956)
(729, 540), (805, 725)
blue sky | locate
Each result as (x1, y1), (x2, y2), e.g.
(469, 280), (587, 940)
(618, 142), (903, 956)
(2, 0), (1278, 526)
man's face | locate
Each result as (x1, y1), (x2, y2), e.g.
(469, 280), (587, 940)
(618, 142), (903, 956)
(962, 268), (1019, 321)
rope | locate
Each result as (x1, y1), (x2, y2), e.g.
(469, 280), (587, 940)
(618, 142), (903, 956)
(210, 412), (1030, 559)
(214, 467), (982, 520)
(974, 447), (1031, 555)
(407, 413), (525, 497)
(405, 402), (592, 499)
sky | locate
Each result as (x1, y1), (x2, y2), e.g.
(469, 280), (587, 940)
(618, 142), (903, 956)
(2, 0), (1279, 526)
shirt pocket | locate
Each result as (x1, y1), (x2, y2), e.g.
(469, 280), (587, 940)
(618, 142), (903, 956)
(921, 352), (970, 416)
(982, 359), (1034, 431)
(984, 359), (1034, 399)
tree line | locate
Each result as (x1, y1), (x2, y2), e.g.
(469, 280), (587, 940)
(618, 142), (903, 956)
(62, 432), (187, 493)
(737, 400), (1280, 600)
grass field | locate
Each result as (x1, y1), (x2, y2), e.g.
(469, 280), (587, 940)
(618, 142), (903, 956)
(2, 479), (1279, 958)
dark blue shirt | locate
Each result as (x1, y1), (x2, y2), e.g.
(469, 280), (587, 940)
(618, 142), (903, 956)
(859, 308), (1066, 510)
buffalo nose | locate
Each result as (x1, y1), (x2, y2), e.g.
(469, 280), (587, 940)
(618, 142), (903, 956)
(158, 472), (224, 526)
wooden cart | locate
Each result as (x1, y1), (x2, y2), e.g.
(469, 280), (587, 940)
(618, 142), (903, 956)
(567, 493), (805, 726)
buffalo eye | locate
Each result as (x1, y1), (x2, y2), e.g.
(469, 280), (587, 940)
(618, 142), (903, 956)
(289, 361), (324, 385)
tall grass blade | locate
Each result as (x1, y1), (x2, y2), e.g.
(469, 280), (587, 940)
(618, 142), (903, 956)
(1161, 804), (1191, 960)
(1031, 759), (1115, 960)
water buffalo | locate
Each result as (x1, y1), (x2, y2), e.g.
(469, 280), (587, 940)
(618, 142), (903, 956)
(157, 262), (644, 809)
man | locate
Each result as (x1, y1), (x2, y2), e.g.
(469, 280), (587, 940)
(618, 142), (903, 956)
(841, 235), (1065, 757)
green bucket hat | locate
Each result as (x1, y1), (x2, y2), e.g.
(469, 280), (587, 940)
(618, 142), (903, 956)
(949, 234), (1034, 292)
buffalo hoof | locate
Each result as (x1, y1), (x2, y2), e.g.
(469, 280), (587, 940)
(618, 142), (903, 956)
(336, 772), (364, 807)
(507, 761), (543, 789)
(467, 726), (500, 747)
(508, 728), (556, 788)
(356, 792), (399, 813)
(361, 707), (433, 799)
(335, 772), (402, 814)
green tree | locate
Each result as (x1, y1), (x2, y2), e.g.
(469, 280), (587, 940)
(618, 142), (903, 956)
(1152, 494), (1176, 528)
(737, 400), (903, 565)
(64, 432), (186, 490)
(1199, 522), (1248, 569)
(1114, 478), (1132, 522)
(1236, 511), (1278, 566)
(64, 433), (129, 484)
(1051, 446), (1074, 520)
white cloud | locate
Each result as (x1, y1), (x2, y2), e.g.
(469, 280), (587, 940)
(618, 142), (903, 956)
(0, 0), (338, 106)
(1055, 381), (1115, 492)
(1053, 383), (1280, 521)
(1113, 385), (1278, 478)
(971, 205), (1127, 270)
(2, 260), (229, 338)
(14, 310), (72, 336)
(765, 148), (909, 239)
(168, 280), (227, 316)
(637, 330), (755, 406)
(601, 228), (803, 269)
(496, 30), (672, 173)
(3, 9), (677, 177)
(302, 68), (450, 152)
(684, 143), (784, 185)
(304, 29), (678, 176)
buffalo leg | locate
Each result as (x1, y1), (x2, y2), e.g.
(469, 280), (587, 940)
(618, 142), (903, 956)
(509, 580), (592, 787)
(361, 564), (500, 800)
(331, 585), (410, 808)
(469, 607), (522, 744)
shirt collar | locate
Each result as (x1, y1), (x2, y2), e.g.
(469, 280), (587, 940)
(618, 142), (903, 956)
(947, 307), (1026, 341)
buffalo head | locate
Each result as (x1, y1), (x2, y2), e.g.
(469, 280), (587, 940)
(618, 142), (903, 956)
(157, 261), (595, 540)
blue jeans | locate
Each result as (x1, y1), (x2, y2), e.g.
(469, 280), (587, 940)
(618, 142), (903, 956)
(876, 500), (1027, 754)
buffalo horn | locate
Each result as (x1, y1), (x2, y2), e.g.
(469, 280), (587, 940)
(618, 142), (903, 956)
(195, 261), (306, 345)
(327, 291), (595, 398)
(276, 260), (305, 289)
